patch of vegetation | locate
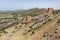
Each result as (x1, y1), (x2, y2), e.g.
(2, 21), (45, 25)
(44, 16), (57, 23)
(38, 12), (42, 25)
(57, 20), (60, 23)
(31, 31), (34, 35)
(23, 33), (27, 35)
(43, 21), (47, 25)
(0, 29), (8, 34)
(15, 26), (18, 29)
(0, 29), (3, 33)
(0, 35), (1, 36)
(48, 19), (52, 21)
(3, 31), (8, 34)
(28, 30), (32, 32)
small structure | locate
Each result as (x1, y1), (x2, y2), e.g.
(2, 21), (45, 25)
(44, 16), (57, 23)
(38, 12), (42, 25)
(25, 16), (32, 25)
(47, 8), (53, 13)
(43, 8), (53, 16)
(25, 16), (32, 22)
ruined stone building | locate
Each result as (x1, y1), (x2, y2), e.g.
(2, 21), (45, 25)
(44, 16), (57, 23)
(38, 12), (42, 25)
(47, 8), (53, 14)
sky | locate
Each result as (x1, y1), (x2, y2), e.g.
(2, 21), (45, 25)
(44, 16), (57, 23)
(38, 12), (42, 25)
(0, 0), (60, 10)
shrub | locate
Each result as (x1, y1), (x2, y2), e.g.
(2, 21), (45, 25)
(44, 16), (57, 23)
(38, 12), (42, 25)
(28, 30), (32, 32)
(31, 31), (34, 35)
(48, 19), (52, 21)
(23, 33), (27, 35)
(43, 21), (47, 25)
(0, 35), (1, 36)
(57, 20), (60, 23)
